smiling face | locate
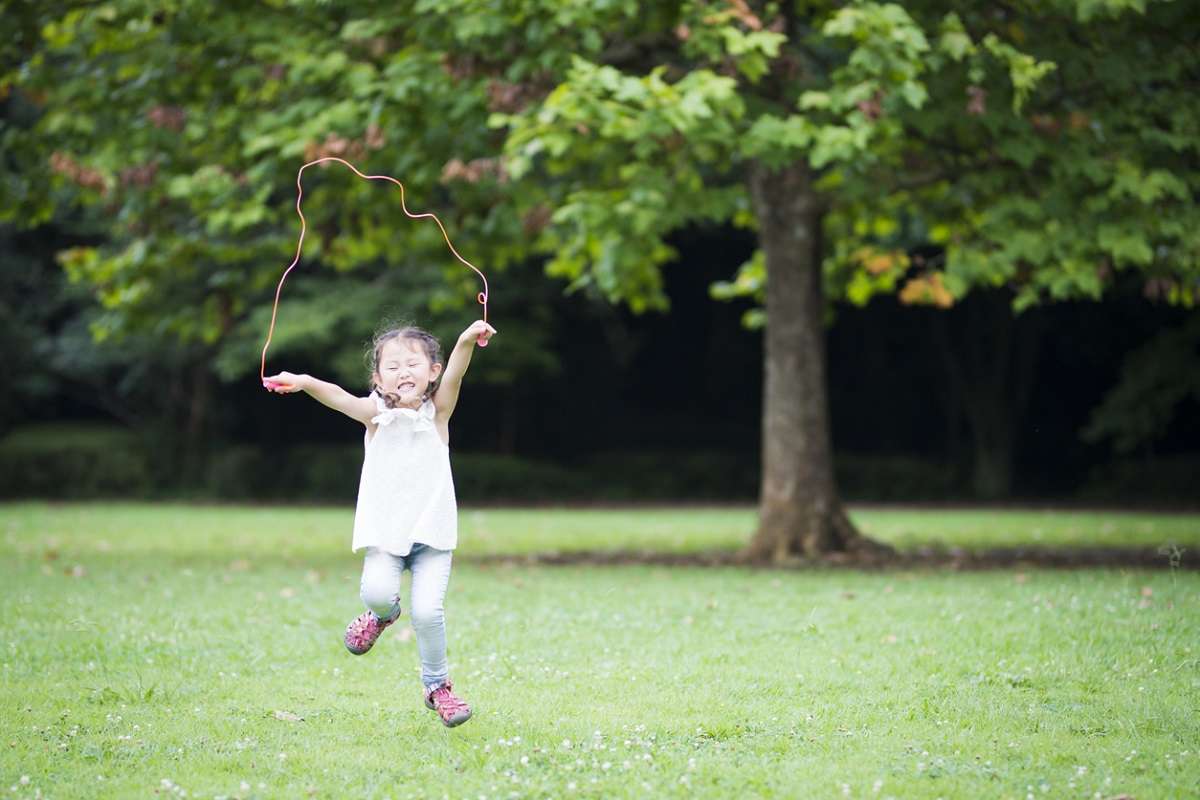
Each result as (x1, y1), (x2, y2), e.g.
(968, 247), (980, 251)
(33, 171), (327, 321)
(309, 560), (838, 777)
(373, 336), (442, 406)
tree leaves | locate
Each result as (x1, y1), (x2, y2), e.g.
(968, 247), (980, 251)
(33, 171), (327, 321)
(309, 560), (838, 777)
(7, 0), (1199, 351)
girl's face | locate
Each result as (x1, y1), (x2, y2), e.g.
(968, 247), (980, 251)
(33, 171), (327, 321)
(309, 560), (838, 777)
(374, 337), (442, 404)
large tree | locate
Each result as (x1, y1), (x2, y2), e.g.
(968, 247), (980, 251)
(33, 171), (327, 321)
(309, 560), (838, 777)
(6, 1), (1197, 560)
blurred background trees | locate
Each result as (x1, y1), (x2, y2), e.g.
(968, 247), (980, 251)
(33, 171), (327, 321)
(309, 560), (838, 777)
(1, 1), (1196, 529)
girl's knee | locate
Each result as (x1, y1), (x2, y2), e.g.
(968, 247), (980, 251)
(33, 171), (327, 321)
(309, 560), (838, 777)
(410, 604), (444, 630)
(360, 581), (400, 619)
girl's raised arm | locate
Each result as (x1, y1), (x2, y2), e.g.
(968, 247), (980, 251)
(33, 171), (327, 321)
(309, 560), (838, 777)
(266, 371), (377, 426)
(433, 321), (496, 420)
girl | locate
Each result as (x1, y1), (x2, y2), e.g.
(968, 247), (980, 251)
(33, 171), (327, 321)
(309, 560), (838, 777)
(265, 318), (496, 728)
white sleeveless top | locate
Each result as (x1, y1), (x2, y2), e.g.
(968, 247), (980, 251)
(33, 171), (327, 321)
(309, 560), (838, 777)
(351, 392), (458, 555)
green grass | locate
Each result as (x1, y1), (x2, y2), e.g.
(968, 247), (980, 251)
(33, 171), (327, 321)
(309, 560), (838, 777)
(2, 502), (1197, 561)
(2, 502), (1198, 798)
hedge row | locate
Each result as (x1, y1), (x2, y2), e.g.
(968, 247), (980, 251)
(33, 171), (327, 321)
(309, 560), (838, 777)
(2, 424), (1194, 505)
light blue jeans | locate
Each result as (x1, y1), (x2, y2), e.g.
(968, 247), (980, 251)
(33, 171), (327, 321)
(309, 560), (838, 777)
(358, 543), (454, 691)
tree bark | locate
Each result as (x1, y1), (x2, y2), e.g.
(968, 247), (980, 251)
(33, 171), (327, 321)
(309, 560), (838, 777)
(741, 161), (884, 562)
(180, 358), (213, 484)
(931, 291), (1043, 500)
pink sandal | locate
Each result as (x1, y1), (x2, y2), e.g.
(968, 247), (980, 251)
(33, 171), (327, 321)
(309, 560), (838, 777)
(424, 680), (472, 727)
(344, 611), (396, 655)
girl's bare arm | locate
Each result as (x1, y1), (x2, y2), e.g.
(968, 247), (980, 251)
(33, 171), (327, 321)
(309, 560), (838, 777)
(434, 321), (496, 420)
(266, 371), (377, 426)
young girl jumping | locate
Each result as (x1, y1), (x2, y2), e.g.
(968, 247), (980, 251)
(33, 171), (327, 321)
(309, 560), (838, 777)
(265, 318), (496, 727)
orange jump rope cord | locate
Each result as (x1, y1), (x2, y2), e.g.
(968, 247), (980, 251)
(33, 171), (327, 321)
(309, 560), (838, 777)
(260, 156), (490, 388)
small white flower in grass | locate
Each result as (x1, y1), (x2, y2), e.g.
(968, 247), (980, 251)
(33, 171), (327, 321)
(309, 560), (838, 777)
(240, 782), (250, 792)
(841, 784), (851, 796)
(561, 739), (571, 749)
(872, 779), (883, 794)
(520, 756), (529, 766)
(20, 776), (30, 785)
(566, 782), (576, 791)
(601, 762), (610, 771)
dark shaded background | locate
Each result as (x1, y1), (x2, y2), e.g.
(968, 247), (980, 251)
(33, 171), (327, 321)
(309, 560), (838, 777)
(4, 222), (1197, 505)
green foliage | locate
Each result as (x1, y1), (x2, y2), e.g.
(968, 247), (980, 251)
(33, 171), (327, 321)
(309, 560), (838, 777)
(0, 424), (152, 497)
(498, 56), (747, 310)
(872, 1), (1200, 313)
(710, 250), (766, 328)
(1079, 454), (1200, 506)
(9, 0), (1192, 349)
(1082, 315), (1200, 454)
(5, 2), (533, 380)
(5, 0), (1198, 519)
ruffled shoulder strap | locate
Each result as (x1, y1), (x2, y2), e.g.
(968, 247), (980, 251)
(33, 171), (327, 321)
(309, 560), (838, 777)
(370, 394), (436, 432)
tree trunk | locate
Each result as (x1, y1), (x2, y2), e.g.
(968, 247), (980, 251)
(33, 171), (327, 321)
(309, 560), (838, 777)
(931, 291), (1043, 500)
(180, 359), (214, 484)
(741, 162), (884, 562)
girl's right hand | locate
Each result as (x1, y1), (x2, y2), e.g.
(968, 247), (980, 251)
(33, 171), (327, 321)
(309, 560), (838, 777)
(264, 372), (305, 393)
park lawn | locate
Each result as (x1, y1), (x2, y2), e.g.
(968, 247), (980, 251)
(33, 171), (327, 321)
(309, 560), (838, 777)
(0, 502), (1197, 562)
(0, 503), (1197, 799)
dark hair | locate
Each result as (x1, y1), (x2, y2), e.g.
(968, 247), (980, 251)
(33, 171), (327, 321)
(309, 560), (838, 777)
(367, 324), (444, 409)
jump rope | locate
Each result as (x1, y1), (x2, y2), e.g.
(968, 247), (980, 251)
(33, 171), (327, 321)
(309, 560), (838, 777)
(260, 156), (491, 392)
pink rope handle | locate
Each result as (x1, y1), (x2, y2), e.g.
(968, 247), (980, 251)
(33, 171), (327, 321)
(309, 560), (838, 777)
(260, 156), (490, 390)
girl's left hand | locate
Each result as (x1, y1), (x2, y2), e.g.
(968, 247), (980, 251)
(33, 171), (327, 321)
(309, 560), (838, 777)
(460, 320), (497, 347)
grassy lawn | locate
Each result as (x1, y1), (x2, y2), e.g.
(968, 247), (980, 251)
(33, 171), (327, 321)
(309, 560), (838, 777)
(2, 503), (1198, 798)
(2, 502), (1197, 561)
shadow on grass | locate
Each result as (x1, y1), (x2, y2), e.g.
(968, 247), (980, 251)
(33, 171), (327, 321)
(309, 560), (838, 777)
(462, 543), (1195, 571)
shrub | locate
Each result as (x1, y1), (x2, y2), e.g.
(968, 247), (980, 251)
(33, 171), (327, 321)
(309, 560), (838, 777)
(0, 423), (153, 498)
(1077, 455), (1200, 507)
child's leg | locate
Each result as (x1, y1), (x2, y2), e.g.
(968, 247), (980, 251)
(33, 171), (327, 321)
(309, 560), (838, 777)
(359, 547), (403, 621)
(408, 544), (454, 690)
